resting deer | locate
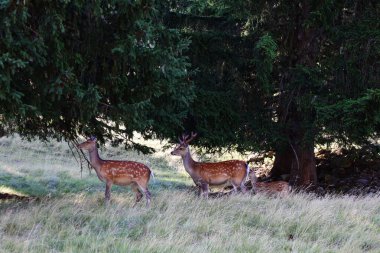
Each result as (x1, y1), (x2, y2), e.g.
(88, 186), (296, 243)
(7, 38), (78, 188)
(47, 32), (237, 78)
(171, 133), (250, 197)
(77, 136), (153, 207)
(256, 181), (289, 195)
(248, 162), (290, 196)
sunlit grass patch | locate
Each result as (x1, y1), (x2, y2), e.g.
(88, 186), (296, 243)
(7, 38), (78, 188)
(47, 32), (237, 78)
(0, 186), (28, 197)
(1, 136), (380, 252)
(1, 191), (379, 252)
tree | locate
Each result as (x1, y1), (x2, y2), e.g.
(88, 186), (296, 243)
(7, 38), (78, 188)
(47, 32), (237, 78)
(0, 0), (194, 152)
(1, 0), (379, 188)
(166, 0), (380, 187)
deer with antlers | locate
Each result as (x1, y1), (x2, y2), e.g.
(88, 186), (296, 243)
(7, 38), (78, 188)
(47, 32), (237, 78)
(77, 136), (153, 207)
(171, 133), (251, 197)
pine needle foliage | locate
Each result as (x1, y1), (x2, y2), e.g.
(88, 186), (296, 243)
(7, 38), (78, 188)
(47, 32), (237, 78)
(0, 0), (195, 152)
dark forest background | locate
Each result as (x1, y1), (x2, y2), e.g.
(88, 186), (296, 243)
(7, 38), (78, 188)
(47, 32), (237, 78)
(1, 0), (379, 189)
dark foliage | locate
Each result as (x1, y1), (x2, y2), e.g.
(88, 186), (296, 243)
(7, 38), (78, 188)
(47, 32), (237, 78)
(1, 1), (379, 185)
(165, 0), (380, 185)
(0, 0), (194, 152)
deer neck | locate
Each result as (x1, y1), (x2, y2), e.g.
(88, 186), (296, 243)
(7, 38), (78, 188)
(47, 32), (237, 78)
(88, 147), (102, 171)
(181, 148), (196, 175)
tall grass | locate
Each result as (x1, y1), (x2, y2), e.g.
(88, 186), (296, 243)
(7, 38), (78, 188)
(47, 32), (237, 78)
(0, 136), (379, 252)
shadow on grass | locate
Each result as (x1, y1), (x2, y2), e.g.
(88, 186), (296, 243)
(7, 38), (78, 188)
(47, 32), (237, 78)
(0, 168), (191, 199)
(0, 171), (101, 197)
(0, 153), (196, 209)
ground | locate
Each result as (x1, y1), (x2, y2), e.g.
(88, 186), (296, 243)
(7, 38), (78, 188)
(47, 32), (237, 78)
(0, 136), (379, 252)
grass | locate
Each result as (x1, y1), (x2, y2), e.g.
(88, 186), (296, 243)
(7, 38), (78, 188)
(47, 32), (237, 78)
(0, 135), (380, 253)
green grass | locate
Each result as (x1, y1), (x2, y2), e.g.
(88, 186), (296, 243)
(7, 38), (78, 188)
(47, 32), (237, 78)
(1, 135), (380, 253)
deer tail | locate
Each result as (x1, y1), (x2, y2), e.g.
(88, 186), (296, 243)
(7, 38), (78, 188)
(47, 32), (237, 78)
(246, 160), (257, 192)
(245, 163), (250, 182)
(149, 168), (156, 183)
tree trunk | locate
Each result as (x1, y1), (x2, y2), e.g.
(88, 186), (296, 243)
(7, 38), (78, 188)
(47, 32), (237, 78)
(270, 1), (320, 188)
(270, 137), (317, 187)
(270, 147), (293, 179)
(0, 125), (5, 137)
(288, 140), (317, 187)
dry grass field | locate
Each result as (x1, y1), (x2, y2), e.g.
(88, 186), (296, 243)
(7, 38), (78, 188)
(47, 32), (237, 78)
(0, 136), (379, 252)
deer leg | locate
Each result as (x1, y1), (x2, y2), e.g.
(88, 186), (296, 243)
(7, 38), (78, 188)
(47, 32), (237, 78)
(105, 181), (112, 205)
(249, 170), (258, 194)
(231, 179), (241, 194)
(131, 183), (143, 207)
(144, 189), (151, 207)
(231, 183), (239, 193)
(195, 183), (202, 196)
(240, 182), (247, 194)
(137, 183), (151, 208)
(192, 179), (201, 196)
(200, 183), (209, 198)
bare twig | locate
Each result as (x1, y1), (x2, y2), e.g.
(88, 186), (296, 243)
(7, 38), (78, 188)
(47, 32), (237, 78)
(67, 138), (93, 177)
(288, 139), (300, 184)
(67, 141), (80, 165)
(283, 89), (295, 122)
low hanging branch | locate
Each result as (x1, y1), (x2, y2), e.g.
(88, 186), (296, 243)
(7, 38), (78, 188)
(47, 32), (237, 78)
(67, 138), (93, 176)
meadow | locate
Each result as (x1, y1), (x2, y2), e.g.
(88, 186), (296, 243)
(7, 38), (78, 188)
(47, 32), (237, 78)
(0, 136), (379, 253)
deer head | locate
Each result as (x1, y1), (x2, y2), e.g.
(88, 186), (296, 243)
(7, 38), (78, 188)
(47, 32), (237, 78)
(77, 136), (97, 151)
(170, 132), (197, 156)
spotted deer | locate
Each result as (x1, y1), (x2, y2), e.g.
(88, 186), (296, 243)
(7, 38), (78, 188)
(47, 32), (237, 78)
(171, 133), (250, 197)
(248, 162), (290, 195)
(255, 181), (289, 195)
(77, 136), (153, 207)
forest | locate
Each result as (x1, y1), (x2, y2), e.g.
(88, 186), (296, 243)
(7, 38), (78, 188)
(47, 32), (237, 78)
(0, 1), (379, 252)
(1, 0), (379, 188)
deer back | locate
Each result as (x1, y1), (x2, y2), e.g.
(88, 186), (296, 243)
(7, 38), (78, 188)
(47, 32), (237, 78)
(255, 181), (290, 195)
(100, 160), (151, 184)
(191, 160), (248, 184)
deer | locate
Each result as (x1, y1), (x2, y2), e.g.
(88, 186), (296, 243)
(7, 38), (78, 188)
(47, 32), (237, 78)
(171, 132), (251, 197)
(250, 174), (290, 196)
(255, 181), (289, 195)
(77, 136), (153, 207)
(247, 159), (290, 196)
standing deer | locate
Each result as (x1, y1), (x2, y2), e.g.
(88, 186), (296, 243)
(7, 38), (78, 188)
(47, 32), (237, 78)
(171, 133), (250, 197)
(77, 136), (153, 207)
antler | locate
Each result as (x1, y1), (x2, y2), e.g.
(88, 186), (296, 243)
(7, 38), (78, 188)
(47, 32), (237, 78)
(178, 134), (186, 144)
(178, 132), (197, 144)
(184, 132), (197, 144)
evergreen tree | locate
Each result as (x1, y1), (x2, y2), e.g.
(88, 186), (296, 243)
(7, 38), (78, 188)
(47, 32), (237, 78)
(0, 0), (194, 152)
(1, 0), (379, 187)
(166, 0), (380, 186)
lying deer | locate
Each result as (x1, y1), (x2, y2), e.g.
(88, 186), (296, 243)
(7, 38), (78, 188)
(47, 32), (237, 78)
(171, 133), (250, 197)
(254, 181), (290, 195)
(248, 161), (290, 195)
(77, 136), (153, 207)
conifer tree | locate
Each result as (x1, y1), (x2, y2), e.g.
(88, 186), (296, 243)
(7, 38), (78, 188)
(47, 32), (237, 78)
(167, 0), (380, 186)
(0, 0), (194, 152)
